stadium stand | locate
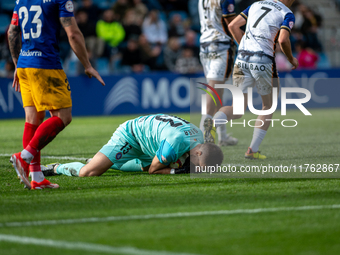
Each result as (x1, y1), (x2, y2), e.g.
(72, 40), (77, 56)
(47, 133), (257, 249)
(0, 0), (339, 74)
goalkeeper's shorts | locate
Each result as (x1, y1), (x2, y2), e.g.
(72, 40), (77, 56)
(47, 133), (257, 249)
(18, 68), (72, 112)
(99, 121), (153, 170)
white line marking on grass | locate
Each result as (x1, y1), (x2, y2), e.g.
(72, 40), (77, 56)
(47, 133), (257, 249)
(2, 154), (308, 170)
(0, 234), (198, 255)
(1, 205), (339, 228)
(0, 153), (88, 161)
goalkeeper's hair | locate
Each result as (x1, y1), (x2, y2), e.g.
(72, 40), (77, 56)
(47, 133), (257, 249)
(199, 143), (224, 166)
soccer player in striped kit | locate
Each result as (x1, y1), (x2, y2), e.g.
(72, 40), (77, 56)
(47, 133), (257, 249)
(207, 0), (298, 159)
(198, 0), (239, 146)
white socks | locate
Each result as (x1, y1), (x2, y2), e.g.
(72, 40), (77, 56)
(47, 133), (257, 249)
(21, 149), (34, 164)
(21, 149), (44, 182)
(31, 171), (44, 183)
(213, 111), (228, 142)
(249, 128), (267, 152)
(199, 114), (213, 132)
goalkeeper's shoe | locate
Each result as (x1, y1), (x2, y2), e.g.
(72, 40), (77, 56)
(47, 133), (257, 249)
(203, 118), (215, 144)
(31, 178), (59, 190)
(218, 135), (238, 146)
(41, 163), (59, 176)
(10, 152), (31, 189)
(245, 147), (267, 160)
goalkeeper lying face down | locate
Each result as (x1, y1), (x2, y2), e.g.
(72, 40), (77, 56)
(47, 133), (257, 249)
(43, 114), (224, 176)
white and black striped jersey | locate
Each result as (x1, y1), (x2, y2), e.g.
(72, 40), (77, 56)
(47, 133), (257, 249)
(238, 0), (295, 59)
(199, 0), (236, 52)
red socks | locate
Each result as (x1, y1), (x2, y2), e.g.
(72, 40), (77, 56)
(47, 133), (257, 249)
(25, 116), (65, 159)
(23, 123), (41, 172)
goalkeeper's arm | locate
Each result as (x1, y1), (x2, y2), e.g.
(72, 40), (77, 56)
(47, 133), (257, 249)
(148, 156), (191, 174)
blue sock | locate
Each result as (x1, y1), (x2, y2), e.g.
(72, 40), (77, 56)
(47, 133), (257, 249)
(56, 162), (85, 177)
(118, 159), (143, 172)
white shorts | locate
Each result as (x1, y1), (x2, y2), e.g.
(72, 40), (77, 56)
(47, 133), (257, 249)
(200, 49), (233, 81)
(233, 59), (279, 96)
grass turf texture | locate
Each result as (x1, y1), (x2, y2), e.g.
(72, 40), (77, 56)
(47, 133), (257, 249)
(0, 109), (340, 255)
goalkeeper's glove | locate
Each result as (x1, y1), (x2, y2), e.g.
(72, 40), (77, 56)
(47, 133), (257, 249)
(170, 157), (191, 174)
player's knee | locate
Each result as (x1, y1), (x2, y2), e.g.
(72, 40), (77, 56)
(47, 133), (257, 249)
(62, 115), (72, 126)
(233, 114), (243, 119)
(148, 168), (156, 174)
(79, 169), (96, 177)
(262, 104), (272, 111)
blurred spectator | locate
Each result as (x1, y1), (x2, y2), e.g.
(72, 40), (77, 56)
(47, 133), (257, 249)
(175, 47), (202, 74)
(164, 37), (182, 72)
(79, 0), (101, 23)
(76, 10), (104, 59)
(275, 47), (291, 72)
(132, 0), (148, 21)
(96, 9), (125, 58)
(183, 30), (200, 58)
(295, 40), (319, 69)
(142, 10), (168, 45)
(122, 9), (142, 43)
(121, 37), (145, 73)
(292, 2), (305, 31)
(0, 59), (15, 78)
(188, 0), (200, 32)
(112, 0), (132, 21)
(159, 0), (189, 13)
(300, 6), (323, 51)
(138, 34), (162, 70)
(168, 13), (186, 38)
(59, 28), (71, 62)
(77, 47), (96, 75)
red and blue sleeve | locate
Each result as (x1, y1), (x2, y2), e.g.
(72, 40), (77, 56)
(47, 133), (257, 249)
(11, 4), (19, 26)
(240, 5), (251, 20)
(281, 13), (295, 33)
(58, 0), (75, 18)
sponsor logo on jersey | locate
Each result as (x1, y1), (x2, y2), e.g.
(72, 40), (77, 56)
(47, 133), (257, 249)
(116, 152), (122, 160)
(20, 50), (42, 57)
(289, 21), (294, 29)
(162, 156), (168, 163)
(65, 1), (74, 12)
(237, 62), (266, 72)
(228, 4), (234, 13)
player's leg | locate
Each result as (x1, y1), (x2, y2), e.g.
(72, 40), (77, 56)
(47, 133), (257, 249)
(21, 69), (71, 162)
(55, 152), (113, 177)
(199, 53), (219, 134)
(10, 68), (50, 189)
(209, 59), (253, 144)
(20, 107), (71, 176)
(118, 159), (145, 172)
(12, 69), (72, 189)
(23, 106), (45, 183)
(245, 92), (273, 160)
(245, 63), (278, 159)
(199, 50), (237, 145)
(213, 93), (248, 126)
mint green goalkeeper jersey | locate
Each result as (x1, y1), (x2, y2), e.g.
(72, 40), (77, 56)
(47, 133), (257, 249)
(130, 114), (203, 165)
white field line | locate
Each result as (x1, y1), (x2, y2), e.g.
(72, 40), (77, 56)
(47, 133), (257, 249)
(1, 205), (339, 229)
(0, 234), (198, 255)
(0, 153), (88, 161)
(1, 154), (307, 170)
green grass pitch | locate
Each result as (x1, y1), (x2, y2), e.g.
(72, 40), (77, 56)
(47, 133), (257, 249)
(1, 109), (340, 255)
